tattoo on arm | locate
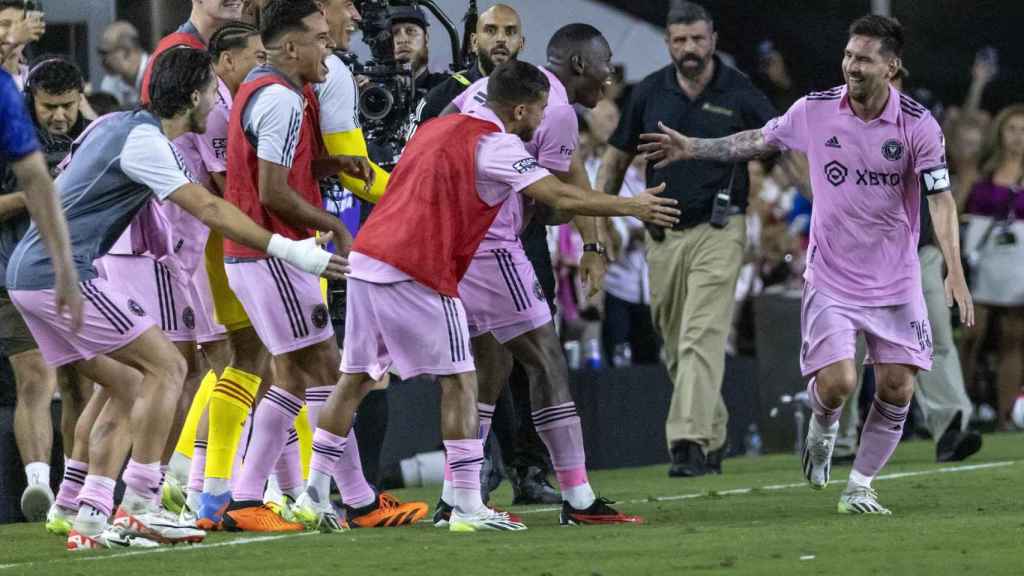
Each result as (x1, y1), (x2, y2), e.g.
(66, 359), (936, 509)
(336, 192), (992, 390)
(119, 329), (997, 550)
(691, 129), (776, 162)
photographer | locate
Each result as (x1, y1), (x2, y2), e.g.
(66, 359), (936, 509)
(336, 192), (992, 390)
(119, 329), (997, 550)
(389, 5), (446, 99)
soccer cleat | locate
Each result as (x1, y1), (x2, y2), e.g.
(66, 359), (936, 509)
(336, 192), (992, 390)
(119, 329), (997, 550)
(432, 498), (453, 528)
(67, 527), (161, 551)
(196, 491), (231, 530)
(838, 486), (892, 515)
(559, 498), (644, 525)
(20, 483), (55, 522)
(344, 492), (428, 528)
(449, 507), (527, 532)
(113, 506), (207, 544)
(177, 504), (198, 527)
(161, 476), (186, 515)
(803, 419), (839, 489)
(45, 503), (74, 536)
(291, 492), (348, 533)
(221, 500), (305, 532)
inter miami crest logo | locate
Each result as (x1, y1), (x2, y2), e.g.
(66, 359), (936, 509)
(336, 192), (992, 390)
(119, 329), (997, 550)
(128, 299), (146, 317)
(881, 139), (904, 161)
(311, 304), (329, 329)
(534, 280), (544, 301)
(182, 306), (195, 330)
(824, 160), (848, 186)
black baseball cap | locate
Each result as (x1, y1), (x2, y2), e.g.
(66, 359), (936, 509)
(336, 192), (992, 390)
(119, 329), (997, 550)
(389, 5), (428, 29)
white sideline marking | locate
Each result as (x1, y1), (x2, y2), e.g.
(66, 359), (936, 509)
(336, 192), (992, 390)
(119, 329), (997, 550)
(515, 460), (1016, 515)
(0, 460), (1014, 570)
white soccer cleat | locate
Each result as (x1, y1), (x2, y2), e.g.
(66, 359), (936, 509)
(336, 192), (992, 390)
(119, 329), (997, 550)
(113, 505), (206, 544)
(66, 526), (160, 551)
(838, 485), (892, 515)
(802, 418), (838, 489)
(291, 491), (347, 533)
(21, 483), (55, 522)
(449, 507), (528, 532)
(177, 503), (198, 527)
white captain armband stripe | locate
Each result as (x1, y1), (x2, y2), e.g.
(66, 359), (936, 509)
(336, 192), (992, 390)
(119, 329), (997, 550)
(922, 166), (950, 194)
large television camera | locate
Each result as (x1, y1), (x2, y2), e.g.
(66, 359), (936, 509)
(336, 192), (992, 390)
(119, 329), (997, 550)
(346, 0), (476, 168)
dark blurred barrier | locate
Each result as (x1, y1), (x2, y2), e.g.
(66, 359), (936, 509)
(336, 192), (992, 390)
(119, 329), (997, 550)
(753, 293), (806, 454)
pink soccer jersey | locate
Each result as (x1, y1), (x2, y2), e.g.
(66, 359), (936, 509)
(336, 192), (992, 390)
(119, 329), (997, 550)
(453, 66), (578, 251)
(762, 84), (949, 307)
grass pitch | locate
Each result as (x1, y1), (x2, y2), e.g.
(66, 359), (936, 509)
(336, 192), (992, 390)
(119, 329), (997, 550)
(1, 432), (1020, 576)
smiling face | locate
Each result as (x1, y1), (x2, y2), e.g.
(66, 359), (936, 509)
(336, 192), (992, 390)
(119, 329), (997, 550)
(322, 0), (361, 52)
(842, 35), (896, 104)
(575, 37), (613, 109)
(188, 72), (219, 134)
(196, 0), (245, 22)
(0, 7), (22, 60)
(283, 10), (333, 84)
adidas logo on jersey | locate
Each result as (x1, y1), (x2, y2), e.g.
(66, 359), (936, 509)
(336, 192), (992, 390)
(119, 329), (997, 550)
(825, 136), (842, 149)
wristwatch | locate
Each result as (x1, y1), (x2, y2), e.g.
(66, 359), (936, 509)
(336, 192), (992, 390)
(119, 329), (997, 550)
(582, 242), (606, 255)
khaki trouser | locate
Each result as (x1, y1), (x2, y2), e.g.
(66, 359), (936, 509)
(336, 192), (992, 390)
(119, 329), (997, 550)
(835, 245), (972, 451)
(646, 215), (745, 453)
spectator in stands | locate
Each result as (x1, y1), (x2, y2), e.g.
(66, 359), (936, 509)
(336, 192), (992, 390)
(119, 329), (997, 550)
(960, 104), (1024, 431)
(946, 112), (990, 212)
(85, 91), (121, 116)
(755, 40), (800, 112)
(97, 21), (149, 105)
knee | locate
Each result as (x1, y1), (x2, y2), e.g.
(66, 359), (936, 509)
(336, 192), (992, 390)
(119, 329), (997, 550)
(876, 369), (914, 401)
(150, 349), (188, 396)
(818, 367), (858, 399)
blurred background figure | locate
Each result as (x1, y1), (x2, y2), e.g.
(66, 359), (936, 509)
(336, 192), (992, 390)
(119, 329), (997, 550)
(97, 21), (148, 106)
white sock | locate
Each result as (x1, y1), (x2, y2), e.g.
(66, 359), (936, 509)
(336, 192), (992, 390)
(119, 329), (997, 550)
(453, 487), (485, 515)
(203, 477), (231, 495)
(847, 469), (873, 490)
(121, 488), (155, 513)
(306, 469), (332, 505)
(441, 480), (455, 506)
(25, 462), (50, 487)
(73, 504), (108, 536)
(168, 452), (191, 485)
(563, 482), (596, 510)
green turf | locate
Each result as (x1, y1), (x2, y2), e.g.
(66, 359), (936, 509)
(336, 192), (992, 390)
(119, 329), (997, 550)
(1, 432), (1021, 575)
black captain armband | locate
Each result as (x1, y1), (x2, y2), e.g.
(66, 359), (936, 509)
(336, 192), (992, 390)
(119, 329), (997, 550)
(921, 166), (951, 195)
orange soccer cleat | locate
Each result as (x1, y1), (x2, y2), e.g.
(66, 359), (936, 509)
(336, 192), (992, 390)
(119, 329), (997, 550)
(345, 493), (428, 528)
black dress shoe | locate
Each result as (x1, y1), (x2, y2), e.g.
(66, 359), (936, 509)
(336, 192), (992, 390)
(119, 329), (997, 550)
(936, 429), (983, 462)
(705, 446), (724, 475)
(936, 413), (983, 463)
(668, 440), (707, 478)
(511, 466), (562, 505)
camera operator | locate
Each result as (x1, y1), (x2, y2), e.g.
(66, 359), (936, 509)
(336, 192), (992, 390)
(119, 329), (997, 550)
(386, 5), (446, 100)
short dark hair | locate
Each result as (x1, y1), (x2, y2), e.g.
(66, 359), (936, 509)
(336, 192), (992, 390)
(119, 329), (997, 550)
(486, 61), (550, 108)
(148, 47), (215, 119)
(666, 1), (713, 30)
(86, 91), (121, 116)
(209, 21), (260, 60)
(26, 56), (84, 95)
(0, 0), (25, 11)
(546, 23), (605, 60)
(260, 0), (320, 46)
(848, 14), (904, 57)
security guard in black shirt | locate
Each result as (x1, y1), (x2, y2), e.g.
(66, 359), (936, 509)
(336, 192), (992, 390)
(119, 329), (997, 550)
(597, 1), (776, 478)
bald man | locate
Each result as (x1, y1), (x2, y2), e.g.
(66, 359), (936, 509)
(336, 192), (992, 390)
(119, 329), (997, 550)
(97, 21), (149, 105)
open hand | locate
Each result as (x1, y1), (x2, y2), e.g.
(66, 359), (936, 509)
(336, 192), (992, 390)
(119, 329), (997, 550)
(945, 274), (974, 327)
(11, 11), (45, 45)
(578, 251), (607, 298)
(53, 267), (83, 332)
(629, 183), (680, 227)
(313, 233), (351, 279)
(638, 122), (694, 169)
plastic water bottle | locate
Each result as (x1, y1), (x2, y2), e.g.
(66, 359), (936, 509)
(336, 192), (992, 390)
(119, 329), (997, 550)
(744, 423), (763, 456)
(612, 343), (633, 367)
(563, 340), (581, 370)
(584, 338), (602, 370)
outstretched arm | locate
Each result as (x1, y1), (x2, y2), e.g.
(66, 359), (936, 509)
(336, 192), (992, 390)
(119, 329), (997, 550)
(521, 175), (678, 227)
(638, 122), (779, 168)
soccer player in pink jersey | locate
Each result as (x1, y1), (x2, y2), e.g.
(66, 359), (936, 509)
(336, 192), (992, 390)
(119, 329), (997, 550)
(639, 14), (974, 515)
(433, 24), (642, 525)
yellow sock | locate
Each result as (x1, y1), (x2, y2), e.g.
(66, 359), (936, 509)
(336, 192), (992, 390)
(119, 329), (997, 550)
(205, 366), (261, 480)
(174, 369), (218, 458)
(295, 406), (312, 481)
